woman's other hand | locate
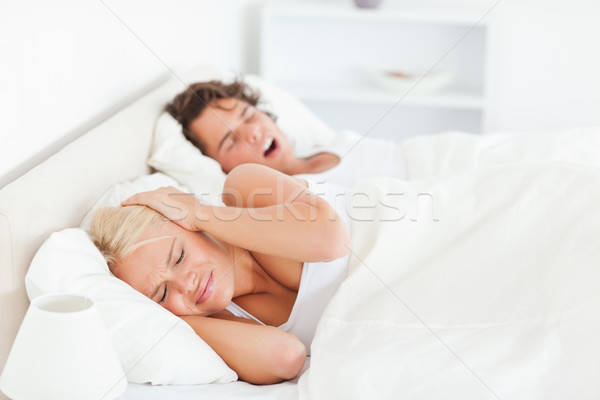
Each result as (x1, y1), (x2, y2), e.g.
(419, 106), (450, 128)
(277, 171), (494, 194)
(122, 186), (203, 231)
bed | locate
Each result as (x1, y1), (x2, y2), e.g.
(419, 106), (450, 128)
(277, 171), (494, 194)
(2, 65), (600, 400)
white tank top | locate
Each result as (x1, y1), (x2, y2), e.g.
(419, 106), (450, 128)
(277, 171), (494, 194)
(226, 180), (350, 354)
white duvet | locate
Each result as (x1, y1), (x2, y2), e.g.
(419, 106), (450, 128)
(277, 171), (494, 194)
(299, 129), (600, 399)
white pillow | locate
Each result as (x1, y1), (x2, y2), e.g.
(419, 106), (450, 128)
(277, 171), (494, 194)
(148, 113), (226, 205)
(148, 73), (336, 192)
(25, 173), (237, 385)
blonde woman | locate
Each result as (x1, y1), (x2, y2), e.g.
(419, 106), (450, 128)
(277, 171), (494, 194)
(90, 163), (351, 384)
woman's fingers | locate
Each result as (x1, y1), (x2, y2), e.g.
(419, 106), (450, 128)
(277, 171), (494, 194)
(121, 186), (201, 231)
(122, 186), (174, 206)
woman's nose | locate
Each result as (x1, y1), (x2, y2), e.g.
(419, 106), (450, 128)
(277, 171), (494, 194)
(173, 270), (198, 295)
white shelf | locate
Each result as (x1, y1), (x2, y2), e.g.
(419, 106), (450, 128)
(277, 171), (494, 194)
(260, 2), (490, 137)
(264, 2), (490, 26)
(276, 81), (484, 110)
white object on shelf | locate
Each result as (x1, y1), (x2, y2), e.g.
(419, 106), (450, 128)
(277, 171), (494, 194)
(368, 69), (454, 96)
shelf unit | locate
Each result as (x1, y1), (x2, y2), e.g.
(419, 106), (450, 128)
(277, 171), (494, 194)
(260, 2), (490, 140)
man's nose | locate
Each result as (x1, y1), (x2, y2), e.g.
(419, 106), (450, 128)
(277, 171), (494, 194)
(239, 123), (261, 144)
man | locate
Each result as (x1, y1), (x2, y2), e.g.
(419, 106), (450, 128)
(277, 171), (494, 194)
(166, 80), (407, 188)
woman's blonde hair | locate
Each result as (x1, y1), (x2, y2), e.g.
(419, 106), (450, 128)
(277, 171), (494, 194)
(90, 205), (165, 273)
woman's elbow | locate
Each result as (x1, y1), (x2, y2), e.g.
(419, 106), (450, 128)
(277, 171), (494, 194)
(332, 221), (352, 259)
(271, 333), (307, 381)
(313, 220), (352, 261)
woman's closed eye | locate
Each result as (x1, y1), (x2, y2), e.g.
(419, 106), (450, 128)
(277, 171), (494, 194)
(176, 248), (185, 265)
(158, 249), (185, 303)
(159, 286), (168, 303)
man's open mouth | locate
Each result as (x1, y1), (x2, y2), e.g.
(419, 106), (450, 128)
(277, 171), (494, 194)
(263, 137), (277, 157)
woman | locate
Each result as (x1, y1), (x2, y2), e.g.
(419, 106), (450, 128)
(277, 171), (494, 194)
(90, 163), (352, 384)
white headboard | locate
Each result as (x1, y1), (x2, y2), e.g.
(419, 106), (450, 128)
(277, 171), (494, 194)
(0, 67), (219, 391)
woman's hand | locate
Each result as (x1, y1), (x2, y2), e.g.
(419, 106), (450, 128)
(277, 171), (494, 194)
(121, 186), (204, 231)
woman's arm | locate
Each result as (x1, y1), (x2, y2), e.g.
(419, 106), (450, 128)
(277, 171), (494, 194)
(181, 315), (306, 384)
(203, 163), (350, 261)
(123, 164), (351, 262)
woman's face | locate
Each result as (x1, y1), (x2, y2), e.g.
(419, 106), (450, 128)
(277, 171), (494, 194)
(114, 221), (235, 316)
(189, 98), (297, 174)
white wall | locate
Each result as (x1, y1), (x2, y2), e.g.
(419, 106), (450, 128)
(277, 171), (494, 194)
(485, 0), (600, 132)
(0, 0), (256, 188)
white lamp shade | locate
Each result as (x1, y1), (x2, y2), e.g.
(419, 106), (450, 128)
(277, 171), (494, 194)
(0, 294), (127, 400)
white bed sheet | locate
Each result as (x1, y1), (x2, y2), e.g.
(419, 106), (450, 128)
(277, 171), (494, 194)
(119, 359), (309, 400)
(299, 129), (600, 399)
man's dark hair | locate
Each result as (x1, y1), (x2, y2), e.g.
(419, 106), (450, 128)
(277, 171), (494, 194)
(165, 80), (274, 153)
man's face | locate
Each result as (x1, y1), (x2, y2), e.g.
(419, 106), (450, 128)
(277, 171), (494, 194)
(189, 98), (297, 174)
